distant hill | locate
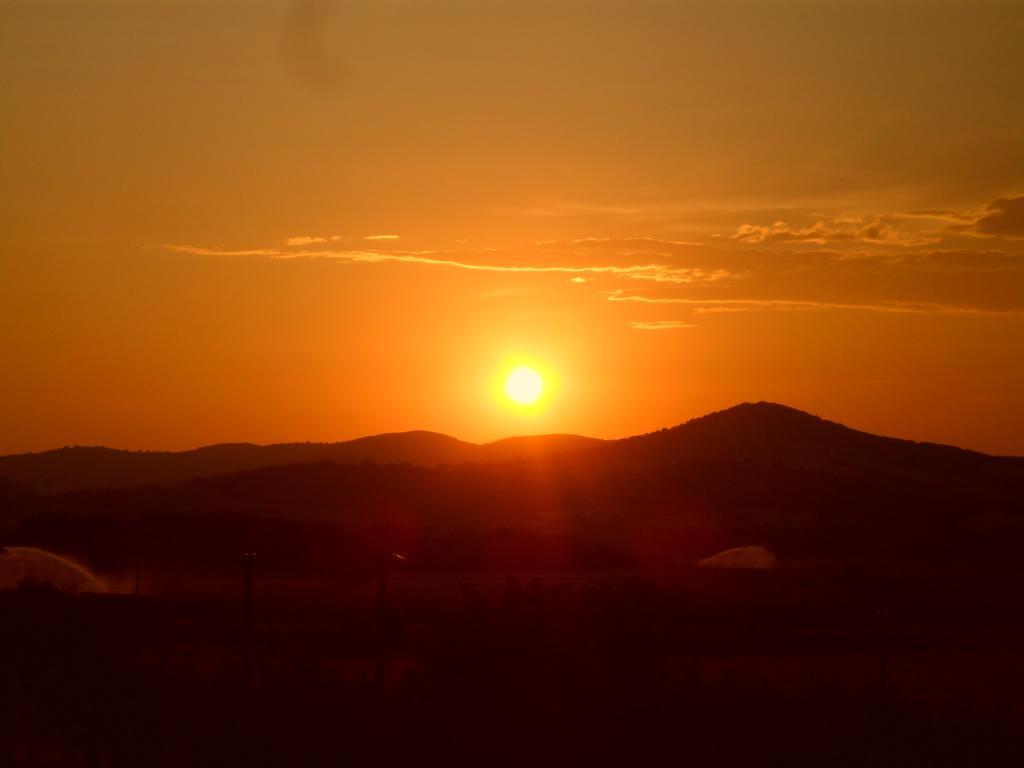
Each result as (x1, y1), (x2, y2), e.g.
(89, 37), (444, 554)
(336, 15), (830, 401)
(594, 402), (1024, 493)
(0, 402), (1020, 494)
(478, 434), (606, 463)
(0, 430), (606, 492)
(5, 403), (1024, 570)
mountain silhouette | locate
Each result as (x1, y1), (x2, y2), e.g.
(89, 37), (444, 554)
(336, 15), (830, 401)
(0, 430), (605, 492)
(595, 402), (1023, 492)
(5, 403), (1024, 570)
(0, 402), (1019, 493)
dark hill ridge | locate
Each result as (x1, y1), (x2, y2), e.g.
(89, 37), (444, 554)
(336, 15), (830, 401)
(479, 434), (606, 462)
(597, 402), (1024, 492)
(0, 402), (1020, 493)
(6, 403), (1024, 568)
(0, 430), (606, 493)
(0, 432), (475, 493)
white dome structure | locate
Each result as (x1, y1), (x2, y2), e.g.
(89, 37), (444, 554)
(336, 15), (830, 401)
(0, 546), (107, 593)
(698, 546), (777, 570)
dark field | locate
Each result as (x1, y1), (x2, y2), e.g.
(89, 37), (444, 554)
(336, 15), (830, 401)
(6, 563), (1024, 767)
(5, 406), (1024, 765)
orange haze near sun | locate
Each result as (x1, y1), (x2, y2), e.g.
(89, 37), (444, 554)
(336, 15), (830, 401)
(1, 1), (1023, 455)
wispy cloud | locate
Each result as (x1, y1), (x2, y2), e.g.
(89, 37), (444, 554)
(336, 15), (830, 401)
(629, 320), (698, 330)
(155, 244), (733, 285)
(949, 195), (1024, 239)
(902, 210), (975, 224)
(729, 217), (938, 247)
(606, 290), (1023, 317)
(153, 219), (1024, 324)
(727, 195), (1024, 245)
(567, 236), (704, 249)
(285, 235), (341, 246)
(155, 245), (284, 258)
(364, 234), (400, 241)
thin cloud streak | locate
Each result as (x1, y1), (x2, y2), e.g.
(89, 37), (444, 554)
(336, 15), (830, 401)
(152, 245), (285, 258)
(629, 320), (698, 330)
(155, 244), (732, 285)
(950, 195), (1024, 239)
(607, 291), (1024, 317)
(285, 235), (342, 246)
(152, 235), (1022, 320)
(729, 217), (939, 247)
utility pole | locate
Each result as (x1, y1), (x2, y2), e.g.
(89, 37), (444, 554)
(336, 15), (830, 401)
(134, 520), (142, 596)
(375, 552), (405, 693)
(877, 603), (890, 697)
(242, 552), (255, 687)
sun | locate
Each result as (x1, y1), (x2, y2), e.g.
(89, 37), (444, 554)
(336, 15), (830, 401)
(504, 365), (545, 406)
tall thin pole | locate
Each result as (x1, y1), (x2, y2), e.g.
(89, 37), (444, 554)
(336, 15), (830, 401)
(878, 604), (889, 697)
(374, 552), (405, 693)
(374, 555), (387, 692)
(242, 552), (255, 686)
(134, 520), (142, 596)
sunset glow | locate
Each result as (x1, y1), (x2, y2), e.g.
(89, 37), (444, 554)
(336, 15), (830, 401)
(3, 5), (1022, 763)
(1, 0), (1022, 455)
(504, 366), (545, 407)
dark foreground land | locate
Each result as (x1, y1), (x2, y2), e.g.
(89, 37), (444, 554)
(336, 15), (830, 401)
(6, 564), (1024, 767)
(5, 404), (1024, 765)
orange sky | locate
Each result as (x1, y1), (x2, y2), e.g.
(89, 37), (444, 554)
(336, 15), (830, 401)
(2, 0), (1023, 455)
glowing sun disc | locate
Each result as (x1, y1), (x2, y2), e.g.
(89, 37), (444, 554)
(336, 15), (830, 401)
(504, 366), (544, 405)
